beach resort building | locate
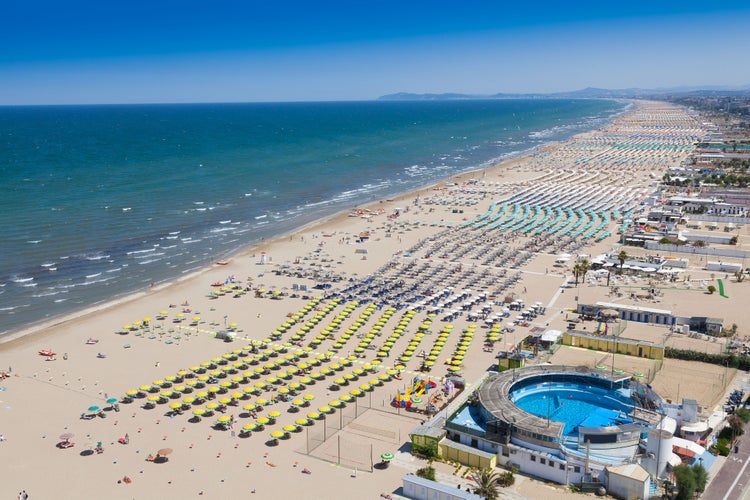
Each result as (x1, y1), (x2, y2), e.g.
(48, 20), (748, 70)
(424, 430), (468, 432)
(413, 365), (715, 499)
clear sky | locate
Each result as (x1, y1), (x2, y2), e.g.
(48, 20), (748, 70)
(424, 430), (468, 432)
(2, 0), (749, 104)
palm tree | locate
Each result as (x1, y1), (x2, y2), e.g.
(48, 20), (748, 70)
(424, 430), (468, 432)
(579, 259), (590, 283)
(617, 250), (628, 271)
(471, 469), (501, 500)
(572, 263), (582, 285)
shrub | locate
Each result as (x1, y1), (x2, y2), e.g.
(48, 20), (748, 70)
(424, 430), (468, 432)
(713, 438), (731, 456)
(412, 441), (438, 460)
(707, 285), (717, 294)
(735, 408), (750, 424)
(416, 465), (436, 481)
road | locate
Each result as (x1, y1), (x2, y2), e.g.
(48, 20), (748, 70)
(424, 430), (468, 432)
(703, 422), (750, 500)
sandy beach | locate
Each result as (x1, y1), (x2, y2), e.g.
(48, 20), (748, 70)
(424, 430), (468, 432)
(2, 100), (747, 499)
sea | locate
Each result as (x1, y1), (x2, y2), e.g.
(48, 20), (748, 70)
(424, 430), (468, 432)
(0, 99), (627, 336)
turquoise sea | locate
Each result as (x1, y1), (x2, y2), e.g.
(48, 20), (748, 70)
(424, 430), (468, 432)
(0, 99), (626, 335)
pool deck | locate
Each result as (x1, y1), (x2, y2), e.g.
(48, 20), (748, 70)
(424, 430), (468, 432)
(478, 365), (637, 441)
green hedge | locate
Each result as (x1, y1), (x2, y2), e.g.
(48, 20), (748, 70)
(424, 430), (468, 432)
(665, 348), (750, 371)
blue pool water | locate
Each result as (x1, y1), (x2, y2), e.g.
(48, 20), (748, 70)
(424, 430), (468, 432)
(512, 382), (633, 436)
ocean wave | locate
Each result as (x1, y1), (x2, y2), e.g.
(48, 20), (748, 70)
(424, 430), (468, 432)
(132, 251), (165, 260)
(138, 258), (165, 265)
(127, 248), (156, 255)
(84, 252), (111, 261)
(80, 276), (115, 286)
(32, 290), (65, 298)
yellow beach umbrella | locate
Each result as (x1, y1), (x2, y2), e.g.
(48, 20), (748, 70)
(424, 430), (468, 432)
(242, 423), (257, 432)
(268, 410), (281, 418)
(283, 424), (297, 433)
(256, 417), (270, 425)
(217, 415), (231, 423)
(193, 408), (206, 416)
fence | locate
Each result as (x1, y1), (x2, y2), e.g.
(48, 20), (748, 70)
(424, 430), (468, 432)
(644, 242), (750, 259)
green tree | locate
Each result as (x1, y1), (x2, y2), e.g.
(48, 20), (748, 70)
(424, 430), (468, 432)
(573, 263), (582, 285)
(692, 463), (708, 494)
(707, 285), (717, 294)
(673, 464), (697, 500)
(470, 469), (501, 500)
(579, 259), (590, 283)
(617, 250), (628, 271)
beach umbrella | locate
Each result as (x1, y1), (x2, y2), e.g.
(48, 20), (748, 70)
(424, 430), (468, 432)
(206, 403), (219, 410)
(169, 402), (182, 410)
(192, 408), (206, 417)
(231, 392), (244, 400)
(59, 432), (74, 441)
(183, 397), (196, 405)
(157, 448), (173, 457)
(283, 424), (297, 433)
(106, 397), (118, 404)
(291, 398), (305, 407)
(318, 405), (332, 414)
(256, 417), (270, 425)
(295, 418), (309, 426)
(218, 397), (232, 405)
(380, 453), (394, 462)
(268, 410), (281, 418)
(256, 398), (269, 406)
(329, 400), (342, 408)
(339, 394), (352, 402)
(302, 394), (315, 402)
(125, 389), (138, 397)
(411, 396), (423, 404)
(278, 387), (290, 395)
(359, 384), (371, 392)
(87, 405), (100, 412)
(217, 415), (231, 424)
(270, 430), (285, 440)
(349, 389), (362, 397)
(243, 403), (257, 412)
(242, 423), (257, 432)
(195, 391), (209, 399)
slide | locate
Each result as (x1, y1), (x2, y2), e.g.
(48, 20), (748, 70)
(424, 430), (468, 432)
(717, 279), (729, 298)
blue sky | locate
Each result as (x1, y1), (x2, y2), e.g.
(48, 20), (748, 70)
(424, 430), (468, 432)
(2, 0), (749, 104)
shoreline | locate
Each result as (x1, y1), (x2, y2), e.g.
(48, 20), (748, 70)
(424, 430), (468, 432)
(0, 128), (579, 350)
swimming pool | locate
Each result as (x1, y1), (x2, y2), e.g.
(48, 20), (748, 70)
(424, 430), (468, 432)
(511, 381), (633, 436)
